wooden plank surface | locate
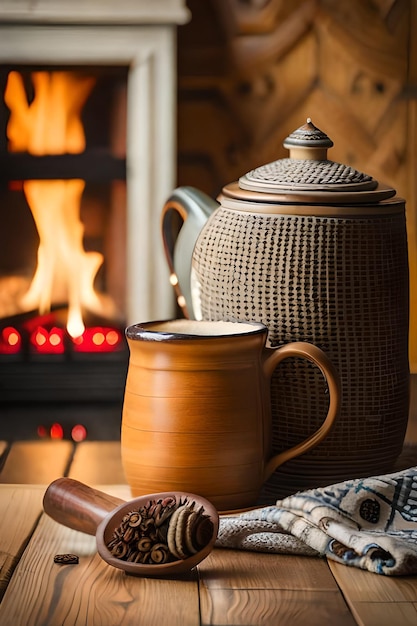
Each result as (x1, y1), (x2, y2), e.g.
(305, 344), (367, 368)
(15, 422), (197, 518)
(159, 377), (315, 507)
(0, 502), (200, 626)
(328, 560), (417, 626)
(0, 440), (73, 484)
(198, 549), (356, 626)
(2, 437), (417, 625)
(0, 484), (45, 601)
(68, 441), (127, 485)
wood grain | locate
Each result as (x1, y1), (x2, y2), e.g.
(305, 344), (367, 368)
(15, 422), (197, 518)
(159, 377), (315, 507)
(346, 602), (417, 626)
(199, 549), (336, 590)
(68, 441), (127, 485)
(0, 484), (44, 600)
(199, 549), (356, 625)
(0, 440), (73, 484)
(328, 560), (417, 626)
(177, 0), (417, 369)
(2, 451), (417, 625)
(328, 559), (417, 602)
(0, 513), (200, 626)
(200, 588), (356, 626)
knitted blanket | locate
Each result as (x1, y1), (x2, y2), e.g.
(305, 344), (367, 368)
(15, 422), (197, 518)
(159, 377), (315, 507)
(216, 466), (417, 575)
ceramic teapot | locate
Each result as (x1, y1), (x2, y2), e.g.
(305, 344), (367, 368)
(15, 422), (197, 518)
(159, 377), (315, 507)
(161, 119), (410, 500)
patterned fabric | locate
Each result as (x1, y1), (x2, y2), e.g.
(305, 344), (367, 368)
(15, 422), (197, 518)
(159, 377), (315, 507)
(216, 466), (417, 575)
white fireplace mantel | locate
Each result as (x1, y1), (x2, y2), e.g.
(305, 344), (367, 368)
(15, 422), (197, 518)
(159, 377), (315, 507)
(0, 0), (189, 325)
(0, 0), (190, 25)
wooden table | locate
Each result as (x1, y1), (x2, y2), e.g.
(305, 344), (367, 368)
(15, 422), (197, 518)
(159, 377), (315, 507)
(0, 440), (416, 625)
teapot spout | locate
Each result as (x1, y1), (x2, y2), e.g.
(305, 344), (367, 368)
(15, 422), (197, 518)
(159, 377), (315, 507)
(161, 186), (219, 319)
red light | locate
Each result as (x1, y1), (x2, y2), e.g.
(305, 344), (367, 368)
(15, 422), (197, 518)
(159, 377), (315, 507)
(50, 423), (64, 439)
(93, 331), (105, 346)
(72, 327), (123, 353)
(8, 180), (23, 192)
(49, 331), (62, 346)
(71, 424), (87, 442)
(35, 329), (47, 346)
(22, 313), (57, 333)
(106, 330), (119, 346)
(30, 326), (65, 354)
(0, 326), (22, 354)
(37, 425), (48, 438)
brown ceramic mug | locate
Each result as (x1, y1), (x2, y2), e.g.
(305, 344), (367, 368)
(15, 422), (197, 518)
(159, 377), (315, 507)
(121, 319), (341, 511)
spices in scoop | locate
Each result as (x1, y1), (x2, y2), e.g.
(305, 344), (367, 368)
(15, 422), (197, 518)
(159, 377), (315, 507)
(106, 495), (213, 565)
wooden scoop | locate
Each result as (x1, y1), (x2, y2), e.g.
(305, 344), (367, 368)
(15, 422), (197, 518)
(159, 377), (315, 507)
(43, 478), (219, 577)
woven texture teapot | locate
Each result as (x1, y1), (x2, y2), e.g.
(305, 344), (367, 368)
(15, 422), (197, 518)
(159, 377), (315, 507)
(161, 119), (410, 501)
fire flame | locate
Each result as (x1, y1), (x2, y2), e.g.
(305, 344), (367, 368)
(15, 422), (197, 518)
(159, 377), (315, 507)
(5, 70), (115, 337)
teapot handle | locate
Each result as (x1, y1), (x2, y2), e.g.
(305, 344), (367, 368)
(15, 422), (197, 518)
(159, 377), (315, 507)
(263, 342), (341, 480)
(161, 186), (219, 319)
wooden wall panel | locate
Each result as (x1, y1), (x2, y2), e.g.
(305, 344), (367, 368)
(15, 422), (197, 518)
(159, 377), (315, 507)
(177, 0), (417, 369)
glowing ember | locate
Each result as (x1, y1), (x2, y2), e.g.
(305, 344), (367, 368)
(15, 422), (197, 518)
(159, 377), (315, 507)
(37, 425), (48, 438)
(30, 326), (65, 354)
(71, 424), (87, 442)
(37, 423), (88, 441)
(4, 70), (117, 337)
(0, 326), (22, 354)
(72, 326), (123, 353)
(50, 423), (64, 439)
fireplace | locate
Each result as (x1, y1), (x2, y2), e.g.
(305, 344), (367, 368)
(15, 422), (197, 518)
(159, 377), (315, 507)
(0, 1), (189, 440)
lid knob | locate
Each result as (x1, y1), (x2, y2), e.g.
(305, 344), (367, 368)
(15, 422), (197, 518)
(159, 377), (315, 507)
(237, 119), (381, 193)
(283, 118), (333, 161)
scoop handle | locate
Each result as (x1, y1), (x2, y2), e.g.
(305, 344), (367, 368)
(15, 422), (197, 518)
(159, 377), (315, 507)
(43, 477), (126, 535)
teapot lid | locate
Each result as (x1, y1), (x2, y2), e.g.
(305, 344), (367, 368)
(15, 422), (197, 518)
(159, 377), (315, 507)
(239, 119), (379, 194)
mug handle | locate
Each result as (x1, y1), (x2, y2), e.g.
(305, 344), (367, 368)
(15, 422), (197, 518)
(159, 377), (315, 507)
(262, 341), (341, 480)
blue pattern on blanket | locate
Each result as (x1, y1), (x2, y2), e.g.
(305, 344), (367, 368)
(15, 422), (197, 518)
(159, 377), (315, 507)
(217, 467), (417, 575)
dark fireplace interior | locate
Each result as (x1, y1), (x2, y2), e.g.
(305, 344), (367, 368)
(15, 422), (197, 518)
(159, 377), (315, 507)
(0, 65), (130, 440)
